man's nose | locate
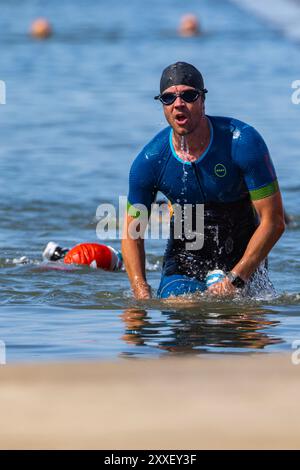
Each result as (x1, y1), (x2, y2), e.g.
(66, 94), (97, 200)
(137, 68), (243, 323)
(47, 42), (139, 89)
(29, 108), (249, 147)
(174, 95), (185, 106)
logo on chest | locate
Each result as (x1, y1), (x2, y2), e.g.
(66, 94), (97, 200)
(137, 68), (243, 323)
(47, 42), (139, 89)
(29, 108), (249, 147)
(214, 163), (227, 178)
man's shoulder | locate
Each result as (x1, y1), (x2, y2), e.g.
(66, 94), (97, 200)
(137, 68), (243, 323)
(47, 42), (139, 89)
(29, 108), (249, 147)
(143, 126), (171, 155)
(129, 126), (170, 179)
(209, 115), (253, 134)
(132, 126), (170, 166)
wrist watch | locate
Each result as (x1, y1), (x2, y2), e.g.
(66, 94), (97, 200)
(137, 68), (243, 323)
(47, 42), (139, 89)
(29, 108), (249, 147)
(227, 271), (245, 288)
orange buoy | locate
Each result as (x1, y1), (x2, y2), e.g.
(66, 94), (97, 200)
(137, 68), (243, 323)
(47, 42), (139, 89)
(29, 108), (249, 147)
(64, 243), (123, 271)
(30, 18), (53, 39)
(179, 14), (200, 37)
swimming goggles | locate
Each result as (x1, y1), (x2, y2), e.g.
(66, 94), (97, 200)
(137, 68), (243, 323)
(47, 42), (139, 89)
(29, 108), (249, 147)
(154, 88), (207, 106)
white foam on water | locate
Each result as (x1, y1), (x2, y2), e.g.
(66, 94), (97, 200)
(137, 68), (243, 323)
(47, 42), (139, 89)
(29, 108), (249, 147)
(146, 258), (161, 271)
(229, 0), (300, 40)
(11, 256), (32, 265)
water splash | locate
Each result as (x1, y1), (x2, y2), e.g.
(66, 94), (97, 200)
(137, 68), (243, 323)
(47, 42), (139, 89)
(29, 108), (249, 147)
(243, 263), (277, 300)
(9, 256), (35, 265)
(180, 136), (189, 203)
(145, 258), (161, 271)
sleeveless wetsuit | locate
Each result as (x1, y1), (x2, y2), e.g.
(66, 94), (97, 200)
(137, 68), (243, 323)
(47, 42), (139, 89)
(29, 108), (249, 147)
(127, 116), (278, 298)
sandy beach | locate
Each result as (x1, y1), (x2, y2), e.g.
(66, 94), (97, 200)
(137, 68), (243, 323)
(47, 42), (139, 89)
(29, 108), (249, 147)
(0, 354), (299, 450)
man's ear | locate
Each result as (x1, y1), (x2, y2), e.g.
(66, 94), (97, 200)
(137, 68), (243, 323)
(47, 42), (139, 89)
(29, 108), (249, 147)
(200, 98), (206, 115)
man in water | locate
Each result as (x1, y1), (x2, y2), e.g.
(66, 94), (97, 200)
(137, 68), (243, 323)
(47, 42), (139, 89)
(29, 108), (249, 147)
(122, 62), (285, 299)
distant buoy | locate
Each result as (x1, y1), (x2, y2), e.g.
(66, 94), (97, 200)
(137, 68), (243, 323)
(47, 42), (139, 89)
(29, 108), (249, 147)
(179, 14), (200, 37)
(30, 18), (53, 39)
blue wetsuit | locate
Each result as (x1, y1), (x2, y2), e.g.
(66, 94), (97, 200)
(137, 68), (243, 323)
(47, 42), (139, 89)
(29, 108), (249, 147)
(127, 116), (279, 298)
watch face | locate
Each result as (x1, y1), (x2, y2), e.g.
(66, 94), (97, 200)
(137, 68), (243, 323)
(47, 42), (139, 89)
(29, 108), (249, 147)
(228, 272), (245, 288)
(231, 276), (245, 288)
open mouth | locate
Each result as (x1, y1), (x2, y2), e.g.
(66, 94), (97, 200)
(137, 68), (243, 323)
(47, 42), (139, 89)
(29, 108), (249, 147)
(174, 114), (188, 125)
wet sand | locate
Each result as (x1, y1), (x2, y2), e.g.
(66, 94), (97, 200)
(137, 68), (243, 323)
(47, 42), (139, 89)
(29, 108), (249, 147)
(0, 354), (299, 449)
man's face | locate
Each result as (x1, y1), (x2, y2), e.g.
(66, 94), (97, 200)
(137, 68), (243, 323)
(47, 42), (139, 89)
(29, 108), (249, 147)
(162, 84), (205, 136)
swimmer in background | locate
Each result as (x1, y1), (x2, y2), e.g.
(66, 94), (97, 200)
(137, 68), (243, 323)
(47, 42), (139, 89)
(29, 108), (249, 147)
(178, 14), (201, 37)
(43, 241), (122, 271)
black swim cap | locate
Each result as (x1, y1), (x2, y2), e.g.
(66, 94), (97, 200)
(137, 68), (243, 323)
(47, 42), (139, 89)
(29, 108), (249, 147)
(160, 62), (207, 94)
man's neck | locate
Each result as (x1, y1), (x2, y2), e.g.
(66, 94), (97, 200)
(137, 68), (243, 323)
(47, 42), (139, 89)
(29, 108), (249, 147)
(172, 116), (210, 162)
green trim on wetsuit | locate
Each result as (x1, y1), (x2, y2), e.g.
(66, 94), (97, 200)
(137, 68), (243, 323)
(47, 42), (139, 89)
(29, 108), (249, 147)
(127, 200), (141, 218)
(249, 180), (279, 201)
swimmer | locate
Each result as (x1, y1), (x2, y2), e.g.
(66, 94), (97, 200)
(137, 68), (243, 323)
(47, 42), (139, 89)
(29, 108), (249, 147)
(122, 62), (285, 299)
(42, 241), (122, 271)
(178, 14), (201, 37)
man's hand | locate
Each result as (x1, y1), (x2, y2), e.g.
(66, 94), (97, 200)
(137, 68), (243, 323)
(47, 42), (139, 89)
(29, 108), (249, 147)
(133, 280), (152, 300)
(206, 277), (237, 297)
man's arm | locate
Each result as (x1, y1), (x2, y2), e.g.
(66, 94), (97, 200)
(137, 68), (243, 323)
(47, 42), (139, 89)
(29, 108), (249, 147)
(123, 132), (166, 298)
(230, 191), (285, 279)
(122, 213), (151, 299)
(208, 191), (285, 295)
